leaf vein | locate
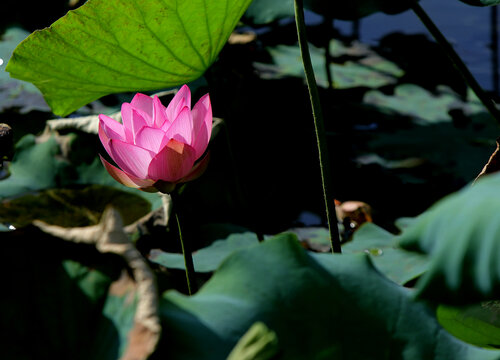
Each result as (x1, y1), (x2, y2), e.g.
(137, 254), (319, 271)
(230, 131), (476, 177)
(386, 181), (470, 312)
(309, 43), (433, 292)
(131, 0), (205, 73)
(75, 11), (195, 78)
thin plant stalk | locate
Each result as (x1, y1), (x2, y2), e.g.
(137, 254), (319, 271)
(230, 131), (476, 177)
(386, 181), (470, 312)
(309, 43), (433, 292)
(410, 0), (500, 122)
(294, 0), (342, 254)
(161, 193), (196, 295)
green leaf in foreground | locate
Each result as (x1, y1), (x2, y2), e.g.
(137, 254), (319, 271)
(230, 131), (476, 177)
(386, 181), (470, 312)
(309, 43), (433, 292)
(399, 173), (500, 304)
(6, 0), (253, 116)
(154, 233), (500, 359)
(289, 224), (429, 285)
(437, 302), (500, 349)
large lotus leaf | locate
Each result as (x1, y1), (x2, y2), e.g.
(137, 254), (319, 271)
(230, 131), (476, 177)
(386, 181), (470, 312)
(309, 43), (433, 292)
(1, 228), (122, 360)
(149, 232), (259, 272)
(459, 0), (500, 6)
(437, 302), (500, 349)
(154, 233), (500, 359)
(6, 0), (253, 116)
(0, 27), (49, 113)
(257, 43), (402, 89)
(288, 224), (429, 285)
(399, 173), (500, 304)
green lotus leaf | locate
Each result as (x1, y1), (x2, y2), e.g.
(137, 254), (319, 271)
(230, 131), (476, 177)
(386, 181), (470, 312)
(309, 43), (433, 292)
(6, 0), (252, 116)
(399, 173), (500, 304)
(155, 233), (500, 359)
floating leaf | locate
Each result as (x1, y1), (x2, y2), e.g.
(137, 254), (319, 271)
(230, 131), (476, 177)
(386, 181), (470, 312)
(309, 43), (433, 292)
(257, 42), (403, 89)
(364, 84), (482, 125)
(155, 234), (500, 359)
(0, 134), (68, 200)
(149, 232), (259, 272)
(0, 27), (49, 113)
(341, 223), (430, 285)
(6, 0), (253, 116)
(399, 173), (500, 304)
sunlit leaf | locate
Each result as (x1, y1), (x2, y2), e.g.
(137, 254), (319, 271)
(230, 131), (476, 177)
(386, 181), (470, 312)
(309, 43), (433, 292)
(399, 173), (500, 304)
(6, 0), (253, 116)
(154, 234), (500, 359)
(364, 84), (483, 125)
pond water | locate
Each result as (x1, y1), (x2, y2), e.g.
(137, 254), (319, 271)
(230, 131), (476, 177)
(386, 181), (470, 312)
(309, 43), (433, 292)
(333, 0), (499, 93)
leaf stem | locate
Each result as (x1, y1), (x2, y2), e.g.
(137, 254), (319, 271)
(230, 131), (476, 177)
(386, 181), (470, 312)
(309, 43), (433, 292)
(294, 0), (342, 254)
(410, 0), (500, 122)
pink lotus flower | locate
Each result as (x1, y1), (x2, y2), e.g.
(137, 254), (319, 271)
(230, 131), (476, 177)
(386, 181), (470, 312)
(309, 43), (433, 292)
(98, 85), (212, 193)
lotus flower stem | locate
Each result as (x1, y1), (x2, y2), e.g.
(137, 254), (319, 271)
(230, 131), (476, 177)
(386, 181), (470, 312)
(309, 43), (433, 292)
(410, 0), (500, 122)
(163, 193), (196, 295)
(294, 0), (342, 254)
(174, 211), (196, 295)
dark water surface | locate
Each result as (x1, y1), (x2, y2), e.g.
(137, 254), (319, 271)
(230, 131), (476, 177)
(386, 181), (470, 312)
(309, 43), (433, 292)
(334, 0), (499, 92)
